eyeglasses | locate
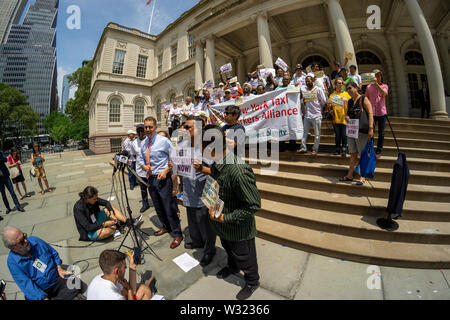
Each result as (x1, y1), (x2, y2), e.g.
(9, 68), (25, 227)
(145, 126), (154, 130)
(184, 125), (193, 130)
(224, 111), (235, 115)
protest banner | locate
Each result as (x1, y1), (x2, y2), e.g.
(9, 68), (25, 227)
(220, 63), (232, 73)
(275, 57), (288, 72)
(203, 80), (213, 90)
(170, 147), (195, 179)
(346, 119), (359, 139)
(361, 73), (376, 85)
(208, 89), (303, 143)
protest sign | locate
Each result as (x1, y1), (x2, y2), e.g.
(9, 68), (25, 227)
(331, 94), (346, 109)
(346, 119), (359, 139)
(286, 85), (300, 94)
(208, 89), (303, 142)
(361, 73), (376, 85)
(259, 68), (275, 79)
(275, 57), (288, 72)
(314, 70), (325, 78)
(164, 104), (172, 111)
(344, 51), (354, 60)
(303, 90), (318, 103)
(211, 88), (224, 100)
(220, 63), (232, 73)
(203, 80), (213, 90)
(201, 176), (223, 218)
(170, 147), (195, 179)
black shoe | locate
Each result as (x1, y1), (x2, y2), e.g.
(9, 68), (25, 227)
(236, 282), (260, 300)
(140, 205), (150, 213)
(341, 149), (347, 157)
(17, 207), (25, 212)
(0, 215), (3, 221)
(216, 266), (239, 279)
(184, 242), (203, 250)
(200, 252), (216, 267)
(333, 151), (340, 156)
(130, 186), (134, 191)
(6, 209), (11, 215)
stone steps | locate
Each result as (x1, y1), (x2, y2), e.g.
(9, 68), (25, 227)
(255, 216), (450, 269)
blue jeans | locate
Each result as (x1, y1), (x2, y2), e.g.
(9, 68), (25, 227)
(128, 161), (137, 188)
(0, 177), (21, 210)
(373, 115), (387, 154)
(333, 123), (347, 153)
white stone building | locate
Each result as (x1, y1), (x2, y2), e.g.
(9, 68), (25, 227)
(88, 0), (449, 154)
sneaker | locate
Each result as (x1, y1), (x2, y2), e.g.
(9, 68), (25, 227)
(133, 215), (143, 227)
(236, 282), (260, 300)
(16, 207), (25, 212)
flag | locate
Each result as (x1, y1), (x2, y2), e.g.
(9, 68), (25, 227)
(146, 0), (152, 5)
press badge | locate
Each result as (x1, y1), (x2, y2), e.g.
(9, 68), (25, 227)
(90, 214), (97, 223)
(33, 259), (48, 273)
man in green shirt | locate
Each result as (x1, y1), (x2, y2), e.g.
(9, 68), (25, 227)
(340, 66), (356, 91)
(194, 125), (261, 300)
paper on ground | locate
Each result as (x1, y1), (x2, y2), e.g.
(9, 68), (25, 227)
(173, 253), (199, 273)
(151, 294), (165, 300)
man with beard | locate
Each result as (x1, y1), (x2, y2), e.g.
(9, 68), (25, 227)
(3, 227), (82, 300)
(299, 76), (327, 155)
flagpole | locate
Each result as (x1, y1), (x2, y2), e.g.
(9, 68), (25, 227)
(148, 0), (157, 34)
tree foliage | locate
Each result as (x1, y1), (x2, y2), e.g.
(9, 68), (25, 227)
(0, 82), (39, 149)
(43, 111), (89, 143)
(65, 60), (93, 121)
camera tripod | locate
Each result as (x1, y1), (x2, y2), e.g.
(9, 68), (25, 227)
(116, 164), (162, 263)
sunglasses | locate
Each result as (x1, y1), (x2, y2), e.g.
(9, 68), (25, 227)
(145, 126), (154, 129)
(184, 125), (193, 130)
(224, 111), (236, 115)
(17, 233), (27, 246)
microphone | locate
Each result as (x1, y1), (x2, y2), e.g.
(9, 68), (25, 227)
(117, 150), (130, 171)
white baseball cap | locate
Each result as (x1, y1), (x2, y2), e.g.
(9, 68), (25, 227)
(127, 129), (136, 135)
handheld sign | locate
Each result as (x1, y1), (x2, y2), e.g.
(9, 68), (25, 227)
(303, 90), (318, 103)
(201, 176), (223, 218)
(361, 73), (376, 85)
(220, 63), (232, 73)
(346, 119), (359, 139)
(170, 147), (195, 179)
(203, 80), (213, 90)
(331, 94), (346, 109)
(275, 57), (288, 72)
(260, 68), (275, 79)
(344, 51), (354, 60)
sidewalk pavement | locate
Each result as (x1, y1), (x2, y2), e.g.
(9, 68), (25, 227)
(0, 150), (449, 300)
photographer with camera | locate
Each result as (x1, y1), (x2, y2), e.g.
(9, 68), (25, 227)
(87, 249), (153, 300)
(73, 186), (138, 241)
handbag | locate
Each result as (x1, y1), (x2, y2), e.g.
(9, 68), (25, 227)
(359, 139), (377, 179)
(358, 96), (369, 134)
(10, 166), (20, 179)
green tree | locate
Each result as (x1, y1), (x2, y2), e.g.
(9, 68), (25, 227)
(0, 82), (39, 149)
(68, 118), (89, 141)
(65, 60), (93, 121)
(43, 111), (71, 143)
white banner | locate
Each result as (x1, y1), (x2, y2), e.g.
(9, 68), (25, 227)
(207, 89), (303, 142)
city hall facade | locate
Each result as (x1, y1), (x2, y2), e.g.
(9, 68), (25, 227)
(88, 0), (449, 154)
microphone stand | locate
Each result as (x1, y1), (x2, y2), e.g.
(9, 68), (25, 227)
(117, 163), (162, 263)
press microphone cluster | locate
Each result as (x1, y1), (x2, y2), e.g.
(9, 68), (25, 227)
(113, 150), (131, 175)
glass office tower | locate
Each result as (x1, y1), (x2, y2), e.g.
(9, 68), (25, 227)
(0, 0), (59, 134)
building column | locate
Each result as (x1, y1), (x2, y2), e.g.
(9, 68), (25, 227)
(404, 0), (448, 118)
(194, 40), (204, 90)
(257, 12), (273, 69)
(204, 36), (216, 86)
(325, 0), (357, 68)
(238, 55), (246, 85)
(387, 32), (409, 117)
(436, 33), (450, 95)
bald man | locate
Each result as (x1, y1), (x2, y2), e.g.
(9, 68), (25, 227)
(2, 227), (82, 300)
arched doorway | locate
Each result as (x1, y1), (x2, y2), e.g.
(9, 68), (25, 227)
(356, 50), (382, 74)
(405, 51), (427, 113)
(300, 55), (331, 75)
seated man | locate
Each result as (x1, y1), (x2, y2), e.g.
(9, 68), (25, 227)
(73, 186), (141, 242)
(3, 227), (82, 300)
(86, 249), (153, 300)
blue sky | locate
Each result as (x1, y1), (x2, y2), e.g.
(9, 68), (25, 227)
(54, 0), (199, 103)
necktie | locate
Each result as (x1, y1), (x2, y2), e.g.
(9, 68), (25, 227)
(146, 139), (151, 178)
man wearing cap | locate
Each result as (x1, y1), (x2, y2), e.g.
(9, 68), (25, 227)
(123, 130), (137, 190)
(201, 90), (215, 111)
(227, 77), (243, 99)
(132, 124), (152, 213)
(340, 67), (355, 92)
(365, 70), (389, 157)
(291, 64), (306, 88)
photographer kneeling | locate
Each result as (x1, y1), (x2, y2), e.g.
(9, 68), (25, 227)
(73, 186), (132, 241)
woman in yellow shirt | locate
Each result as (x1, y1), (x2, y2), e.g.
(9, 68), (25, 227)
(326, 78), (352, 156)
